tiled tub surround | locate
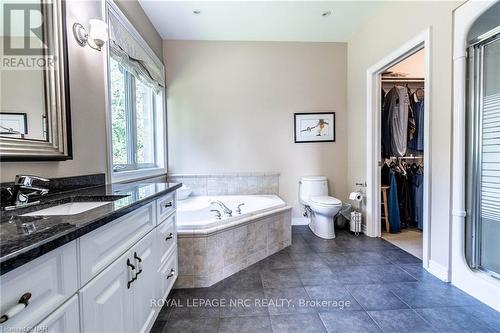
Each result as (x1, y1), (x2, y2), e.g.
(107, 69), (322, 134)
(175, 206), (292, 288)
(167, 173), (280, 196)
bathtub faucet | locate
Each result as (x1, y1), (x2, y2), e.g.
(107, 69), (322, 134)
(210, 200), (232, 217)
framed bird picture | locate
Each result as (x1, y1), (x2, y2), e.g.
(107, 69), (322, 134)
(294, 112), (335, 143)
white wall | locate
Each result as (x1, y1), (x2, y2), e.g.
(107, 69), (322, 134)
(164, 40), (348, 217)
(0, 0), (163, 182)
(347, 1), (462, 275)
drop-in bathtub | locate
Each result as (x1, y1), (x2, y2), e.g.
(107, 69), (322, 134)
(175, 194), (292, 288)
(177, 194), (288, 233)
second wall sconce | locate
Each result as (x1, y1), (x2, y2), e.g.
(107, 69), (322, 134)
(73, 19), (108, 51)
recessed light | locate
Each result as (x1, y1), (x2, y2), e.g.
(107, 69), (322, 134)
(193, 10), (201, 15)
(321, 10), (332, 17)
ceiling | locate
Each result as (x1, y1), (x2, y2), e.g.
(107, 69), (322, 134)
(385, 49), (425, 78)
(138, 1), (381, 42)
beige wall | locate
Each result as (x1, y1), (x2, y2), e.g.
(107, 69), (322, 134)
(347, 1), (462, 272)
(0, 0), (163, 182)
(164, 40), (348, 217)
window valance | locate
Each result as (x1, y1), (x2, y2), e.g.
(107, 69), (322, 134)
(107, 7), (165, 90)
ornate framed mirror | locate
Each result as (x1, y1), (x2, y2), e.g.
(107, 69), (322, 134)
(0, 0), (72, 160)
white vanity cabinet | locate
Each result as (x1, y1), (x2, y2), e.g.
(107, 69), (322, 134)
(80, 194), (178, 333)
(0, 190), (178, 333)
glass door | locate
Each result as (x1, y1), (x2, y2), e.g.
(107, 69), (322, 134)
(466, 33), (500, 278)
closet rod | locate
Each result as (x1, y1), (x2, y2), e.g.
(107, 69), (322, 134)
(381, 77), (425, 82)
(387, 156), (423, 160)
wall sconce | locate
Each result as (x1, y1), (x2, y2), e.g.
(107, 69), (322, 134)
(73, 19), (108, 51)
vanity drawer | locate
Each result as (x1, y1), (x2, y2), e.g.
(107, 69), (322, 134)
(0, 241), (78, 332)
(158, 250), (178, 299)
(79, 202), (155, 285)
(156, 192), (176, 223)
(156, 214), (177, 265)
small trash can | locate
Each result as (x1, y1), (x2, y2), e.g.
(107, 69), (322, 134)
(350, 211), (362, 235)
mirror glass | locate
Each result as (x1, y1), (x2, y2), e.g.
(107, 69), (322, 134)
(0, 0), (72, 160)
(1, 49), (48, 141)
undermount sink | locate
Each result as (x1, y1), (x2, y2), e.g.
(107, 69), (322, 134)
(22, 201), (111, 216)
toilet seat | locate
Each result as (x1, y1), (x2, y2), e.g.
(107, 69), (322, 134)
(310, 196), (341, 207)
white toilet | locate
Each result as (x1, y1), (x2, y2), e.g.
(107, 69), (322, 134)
(299, 176), (342, 239)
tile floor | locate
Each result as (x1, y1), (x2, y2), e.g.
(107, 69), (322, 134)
(151, 226), (500, 333)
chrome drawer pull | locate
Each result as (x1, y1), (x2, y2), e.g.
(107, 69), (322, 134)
(165, 233), (174, 241)
(167, 268), (175, 279)
(0, 293), (32, 323)
(164, 201), (173, 208)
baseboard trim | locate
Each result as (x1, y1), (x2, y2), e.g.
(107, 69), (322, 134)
(427, 260), (450, 282)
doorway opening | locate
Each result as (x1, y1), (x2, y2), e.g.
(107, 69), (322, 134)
(380, 49), (425, 259)
(365, 29), (431, 269)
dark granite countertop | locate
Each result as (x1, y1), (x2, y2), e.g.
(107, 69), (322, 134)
(0, 182), (182, 275)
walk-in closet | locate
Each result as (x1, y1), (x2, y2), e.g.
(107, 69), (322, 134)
(379, 49), (425, 259)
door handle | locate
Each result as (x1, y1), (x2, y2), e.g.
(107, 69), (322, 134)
(133, 252), (143, 277)
(165, 233), (174, 241)
(127, 258), (137, 289)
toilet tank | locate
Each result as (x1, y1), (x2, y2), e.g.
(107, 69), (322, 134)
(299, 176), (329, 204)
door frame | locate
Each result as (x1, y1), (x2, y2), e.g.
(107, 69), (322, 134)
(365, 28), (431, 269)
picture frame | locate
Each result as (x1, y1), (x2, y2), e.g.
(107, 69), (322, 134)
(294, 112), (335, 143)
(0, 112), (28, 138)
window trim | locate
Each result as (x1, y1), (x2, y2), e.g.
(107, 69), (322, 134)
(104, 0), (167, 183)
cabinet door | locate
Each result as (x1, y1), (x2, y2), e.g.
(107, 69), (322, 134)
(33, 295), (79, 333)
(80, 251), (134, 333)
(130, 231), (158, 333)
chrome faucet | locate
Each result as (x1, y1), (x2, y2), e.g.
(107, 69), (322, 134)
(235, 203), (245, 215)
(3, 175), (50, 210)
(209, 200), (232, 217)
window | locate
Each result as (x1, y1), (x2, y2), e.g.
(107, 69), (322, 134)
(106, 3), (166, 182)
(110, 57), (161, 172)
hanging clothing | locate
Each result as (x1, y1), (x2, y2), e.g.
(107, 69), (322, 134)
(395, 170), (412, 227)
(381, 163), (391, 186)
(410, 169), (424, 229)
(408, 98), (425, 151)
(381, 86), (411, 157)
(388, 169), (401, 233)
